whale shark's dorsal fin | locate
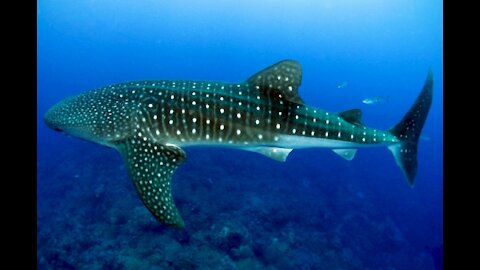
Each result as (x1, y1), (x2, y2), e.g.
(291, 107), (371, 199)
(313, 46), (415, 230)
(116, 139), (186, 229)
(338, 109), (364, 126)
(247, 60), (304, 104)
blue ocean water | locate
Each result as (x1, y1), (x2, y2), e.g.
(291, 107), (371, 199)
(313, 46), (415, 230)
(37, 0), (443, 269)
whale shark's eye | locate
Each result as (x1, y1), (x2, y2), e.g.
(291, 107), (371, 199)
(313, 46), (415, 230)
(54, 128), (62, 132)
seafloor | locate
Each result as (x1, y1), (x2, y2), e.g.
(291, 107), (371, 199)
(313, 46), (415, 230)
(37, 138), (441, 270)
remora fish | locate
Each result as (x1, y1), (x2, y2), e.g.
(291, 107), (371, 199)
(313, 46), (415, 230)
(44, 60), (433, 228)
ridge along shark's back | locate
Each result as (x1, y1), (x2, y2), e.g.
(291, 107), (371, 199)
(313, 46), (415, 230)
(44, 60), (433, 228)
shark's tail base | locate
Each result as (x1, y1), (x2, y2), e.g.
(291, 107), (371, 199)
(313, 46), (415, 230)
(388, 69), (433, 187)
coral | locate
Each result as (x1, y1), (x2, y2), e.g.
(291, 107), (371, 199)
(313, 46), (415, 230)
(38, 144), (441, 270)
(207, 220), (251, 258)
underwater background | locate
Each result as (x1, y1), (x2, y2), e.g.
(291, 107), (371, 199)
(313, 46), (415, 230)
(37, 0), (443, 269)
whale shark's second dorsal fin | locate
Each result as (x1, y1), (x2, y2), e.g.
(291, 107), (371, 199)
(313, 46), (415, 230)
(247, 60), (304, 104)
(338, 109), (364, 126)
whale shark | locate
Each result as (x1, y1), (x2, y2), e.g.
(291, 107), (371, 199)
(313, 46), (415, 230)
(44, 60), (433, 228)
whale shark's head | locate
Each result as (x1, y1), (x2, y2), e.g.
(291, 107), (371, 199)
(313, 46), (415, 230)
(44, 92), (121, 147)
(44, 99), (72, 132)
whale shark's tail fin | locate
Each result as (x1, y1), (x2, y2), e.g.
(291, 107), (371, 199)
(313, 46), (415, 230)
(388, 69), (433, 187)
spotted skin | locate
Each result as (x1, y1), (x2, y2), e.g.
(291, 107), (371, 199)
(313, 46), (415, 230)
(44, 60), (433, 228)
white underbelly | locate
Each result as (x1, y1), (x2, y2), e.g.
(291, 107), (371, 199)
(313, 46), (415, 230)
(168, 135), (379, 150)
(274, 134), (367, 149)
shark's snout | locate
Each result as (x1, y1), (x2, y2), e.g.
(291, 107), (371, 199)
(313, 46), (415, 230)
(44, 103), (65, 132)
(44, 107), (56, 129)
(44, 96), (108, 144)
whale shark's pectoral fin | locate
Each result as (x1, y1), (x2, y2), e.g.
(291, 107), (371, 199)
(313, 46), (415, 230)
(116, 139), (186, 229)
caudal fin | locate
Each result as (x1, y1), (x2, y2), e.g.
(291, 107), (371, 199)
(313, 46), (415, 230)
(388, 69), (433, 187)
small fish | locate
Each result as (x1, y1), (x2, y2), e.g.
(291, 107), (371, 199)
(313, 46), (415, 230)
(362, 96), (389, 105)
(336, 81), (348, 89)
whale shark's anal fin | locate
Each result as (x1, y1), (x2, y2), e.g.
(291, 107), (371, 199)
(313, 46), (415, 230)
(332, 149), (357, 160)
(116, 139), (186, 229)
